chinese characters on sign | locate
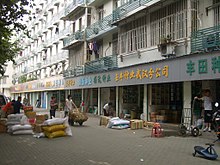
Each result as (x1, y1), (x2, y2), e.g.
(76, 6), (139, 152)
(115, 65), (169, 81)
(79, 74), (111, 86)
(186, 56), (220, 75)
(65, 79), (75, 88)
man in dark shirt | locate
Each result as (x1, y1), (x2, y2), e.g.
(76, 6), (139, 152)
(13, 96), (23, 114)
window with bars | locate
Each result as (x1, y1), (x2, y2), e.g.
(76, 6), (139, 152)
(118, 0), (198, 54)
(213, 0), (220, 25)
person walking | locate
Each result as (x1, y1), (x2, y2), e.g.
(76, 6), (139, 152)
(194, 89), (213, 132)
(13, 96), (24, 114)
(50, 96), (58, 119)
(64, 95), (77, 117)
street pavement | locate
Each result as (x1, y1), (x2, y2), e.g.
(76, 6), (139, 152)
(0, 109), (220, 165)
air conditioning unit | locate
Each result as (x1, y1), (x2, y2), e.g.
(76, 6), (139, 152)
(158, 42), (176, 58)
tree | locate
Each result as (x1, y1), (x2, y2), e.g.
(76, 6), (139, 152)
(0, 0), (33, 76)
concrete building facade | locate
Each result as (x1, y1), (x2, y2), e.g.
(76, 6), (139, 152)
(11, 0), (220, 123)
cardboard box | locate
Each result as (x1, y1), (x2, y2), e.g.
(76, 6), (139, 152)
(99, 116), (110, 126)
(0, 124), (7, 133)
(0, 118), (7, 125)
(33, 124), (43, 133)
(130, 119), (143, 130)
(25, 111), (36, 119)
(35, 114), (46, 124)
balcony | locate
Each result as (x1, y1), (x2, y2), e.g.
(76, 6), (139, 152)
(63, 0), (84, 20)
(41, 51), (69, 69)
(84, 55), (118, 74)
(63, 31), (84, 49)
(191, 25), (220, 53)
(112, 0), (157, 24)
(63, 65), (84, 77)
(85, 14), (116, 39)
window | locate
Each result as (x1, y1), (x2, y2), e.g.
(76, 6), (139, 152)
(79, 18), (82, 31)
(72, 22), (76, 33)
(213, 0), (220, 25)
(98, 5), (104, 20)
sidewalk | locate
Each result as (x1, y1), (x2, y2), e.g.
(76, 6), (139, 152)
(21, 108), (219, 139)
(0, 112), (219, 165)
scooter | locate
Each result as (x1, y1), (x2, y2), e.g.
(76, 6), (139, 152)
(193, 143), (218, 160)
(192, 102), (220, 160)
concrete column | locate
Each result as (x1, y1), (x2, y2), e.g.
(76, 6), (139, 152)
(98, 88), (101, 115)
(81, 89), (84, 112)
(143, 84), (148, 121)
(183, 81), (192, 109)
(116, 86), (119, 117)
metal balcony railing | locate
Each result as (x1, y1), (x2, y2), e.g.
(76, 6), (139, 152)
(191, 25), (220, 53)
(112, 0), (154, 23)
(86, 14), (115, 39)
(84, 55), (118, 74)
(65, 0), (84, 16)
(63, 65), (84, 77)
(63, 31), (84, 47)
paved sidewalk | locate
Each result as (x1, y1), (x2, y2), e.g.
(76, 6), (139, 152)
(1, 112), (219, 165)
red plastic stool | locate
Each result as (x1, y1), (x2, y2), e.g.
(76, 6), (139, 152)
(151, 122), (163, 137)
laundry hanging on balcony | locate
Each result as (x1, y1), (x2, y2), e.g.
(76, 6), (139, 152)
(88, 41), (99, 58)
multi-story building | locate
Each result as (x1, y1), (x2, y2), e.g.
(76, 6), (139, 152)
(11, 0), (220, 124)
(0, 61), (13, 98)
(11, 0), (70, 108)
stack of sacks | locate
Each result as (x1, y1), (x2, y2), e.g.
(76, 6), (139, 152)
(9, 124), (33, 135)
(107, 117), (130, 129)
(7, 114), (33, 135)
(42, 117), (72, 139)
(6, 114), (24, 132)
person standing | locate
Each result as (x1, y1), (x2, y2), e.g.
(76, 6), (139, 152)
(64, 95), (77, 117)
(2, 100), (15, 117)
(195, 89), (213, 132)
(192, 93), (203, 125)
(103, 102), (112, 116)
(50, 96), (58, 119)
(13, 96), (23, 114)
(36, 99), (41, 108)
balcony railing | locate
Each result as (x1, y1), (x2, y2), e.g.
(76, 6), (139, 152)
(86, 14), (115, 39)
(63, 31), (84, 48)
(84, 55), (118, 74)
(63, 65), (84, 77)
(41, 51), (68, 67)
(191, 25), (220, 53)
(64, 0), (84, 16)
(112, 0), (154, 23)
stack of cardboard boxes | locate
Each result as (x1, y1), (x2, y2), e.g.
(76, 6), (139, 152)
(130, 119), (143, 130)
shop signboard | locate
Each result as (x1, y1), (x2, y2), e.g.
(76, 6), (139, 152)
(11, 52), (220, 92)
(64, 52), (220, 89)
(11, 76), (64, 93)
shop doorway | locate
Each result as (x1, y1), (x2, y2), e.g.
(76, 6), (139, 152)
(149, 82), (183, 123)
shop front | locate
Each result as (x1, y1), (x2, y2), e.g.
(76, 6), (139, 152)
(10, 76), (65, 110)
(63, 52), (220, 124)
